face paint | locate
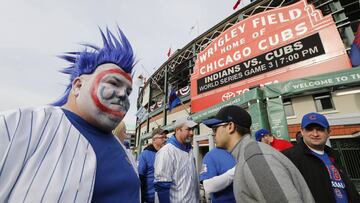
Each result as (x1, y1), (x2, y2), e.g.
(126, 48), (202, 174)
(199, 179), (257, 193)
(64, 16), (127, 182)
(76, 64), (132, 132)
(91, 68), (132, 118)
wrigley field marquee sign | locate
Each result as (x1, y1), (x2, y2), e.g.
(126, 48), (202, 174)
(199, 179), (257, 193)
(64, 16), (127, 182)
(190, 0), (352, 112)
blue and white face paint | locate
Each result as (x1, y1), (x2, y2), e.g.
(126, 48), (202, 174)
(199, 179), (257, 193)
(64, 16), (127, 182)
(76, 63), (132, 131)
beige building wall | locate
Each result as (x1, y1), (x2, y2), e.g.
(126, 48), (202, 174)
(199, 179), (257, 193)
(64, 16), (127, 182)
(287, 92), (360, 125)
(331, 92), (360, 113)
(287, 95), (316, 125)
(199, 123), (212, 135)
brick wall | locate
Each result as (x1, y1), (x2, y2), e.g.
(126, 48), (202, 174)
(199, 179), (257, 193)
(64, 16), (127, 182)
(288, 124), (360, 139)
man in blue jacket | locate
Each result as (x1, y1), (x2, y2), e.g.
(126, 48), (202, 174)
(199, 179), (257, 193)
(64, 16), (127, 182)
(138, 128), (168, 203)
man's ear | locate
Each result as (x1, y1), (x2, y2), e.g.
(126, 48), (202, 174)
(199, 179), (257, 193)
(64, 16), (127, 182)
(72, 77), (82, 97)
(228, 122), (236, 134)
(300, 129), (305, 135)
(326, 128), (331, 137)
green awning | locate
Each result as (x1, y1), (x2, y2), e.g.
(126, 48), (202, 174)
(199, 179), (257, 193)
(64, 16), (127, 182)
(263, 68), (360, 98)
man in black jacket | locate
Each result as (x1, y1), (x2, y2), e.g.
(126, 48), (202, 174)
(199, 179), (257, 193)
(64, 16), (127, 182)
(283, 112), (360, 203)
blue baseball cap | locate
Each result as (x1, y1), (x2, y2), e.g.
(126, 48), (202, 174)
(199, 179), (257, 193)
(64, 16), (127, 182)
(301, 112), (329, 129)
(255, 128), (271, 141)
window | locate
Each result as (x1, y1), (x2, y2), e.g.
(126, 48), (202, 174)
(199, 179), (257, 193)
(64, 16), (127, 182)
(313, 92), (335, 112)
(283, 98), (295, 117)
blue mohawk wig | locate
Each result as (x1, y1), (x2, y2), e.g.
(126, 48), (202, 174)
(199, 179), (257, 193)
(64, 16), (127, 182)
(52, 27), (136, 106)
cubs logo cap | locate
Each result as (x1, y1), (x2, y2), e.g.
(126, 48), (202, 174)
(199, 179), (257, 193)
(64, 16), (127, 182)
(301, 112), (329, 129)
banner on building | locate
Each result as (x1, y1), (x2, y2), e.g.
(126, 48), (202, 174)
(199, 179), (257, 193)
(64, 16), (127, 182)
(190, 0), (352, 112)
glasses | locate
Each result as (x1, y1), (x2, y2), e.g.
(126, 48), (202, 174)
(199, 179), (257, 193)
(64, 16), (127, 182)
(211, 123), (229, 134)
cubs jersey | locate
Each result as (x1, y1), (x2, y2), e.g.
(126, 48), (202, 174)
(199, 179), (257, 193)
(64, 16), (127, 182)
(0, 106), (139, 203)
(200, 147), (236, 203)
(0, 106), (97, 202)
(154, 135), (199, 203)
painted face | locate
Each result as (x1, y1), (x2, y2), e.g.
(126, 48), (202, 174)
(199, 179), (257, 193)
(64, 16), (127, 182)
(301, 124), (330, 151)
(91, 68), (132, 116)
(76, 63), (132, 131)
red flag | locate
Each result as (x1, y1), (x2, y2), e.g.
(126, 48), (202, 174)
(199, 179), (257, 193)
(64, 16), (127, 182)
(233, 0), (241, 10)
(167, 47), (171, 57)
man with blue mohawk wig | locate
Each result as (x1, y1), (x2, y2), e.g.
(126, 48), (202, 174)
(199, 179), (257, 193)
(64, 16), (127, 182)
(0, 27), (140, 203)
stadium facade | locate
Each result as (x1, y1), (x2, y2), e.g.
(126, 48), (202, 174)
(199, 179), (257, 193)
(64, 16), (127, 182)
(135, 0), (360, 190)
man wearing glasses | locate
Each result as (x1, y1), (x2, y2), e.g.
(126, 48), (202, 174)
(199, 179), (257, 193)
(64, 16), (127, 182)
(203, 105), (315, 203)
(154, 116), (199, 203)
(138, 128), (168, 203)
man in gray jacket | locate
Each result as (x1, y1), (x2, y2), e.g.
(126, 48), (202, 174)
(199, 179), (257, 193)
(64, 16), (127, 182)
(203, 105), (314, 203)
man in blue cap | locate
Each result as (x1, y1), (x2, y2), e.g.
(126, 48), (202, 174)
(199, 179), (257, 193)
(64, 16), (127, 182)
(255, 128), (293, 151)
(283, 112), (360, 203)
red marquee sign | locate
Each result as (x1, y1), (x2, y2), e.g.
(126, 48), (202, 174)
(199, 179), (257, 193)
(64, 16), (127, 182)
(190, 0), (351, 112)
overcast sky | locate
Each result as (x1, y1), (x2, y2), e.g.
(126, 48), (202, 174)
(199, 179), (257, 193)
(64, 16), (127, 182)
(0, 0), (240, 129)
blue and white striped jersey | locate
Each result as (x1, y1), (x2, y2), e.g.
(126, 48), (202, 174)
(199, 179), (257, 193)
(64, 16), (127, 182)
(0, 106), (140, 203)
(0, 106), (97, 203)
(154, 136), (200, 203)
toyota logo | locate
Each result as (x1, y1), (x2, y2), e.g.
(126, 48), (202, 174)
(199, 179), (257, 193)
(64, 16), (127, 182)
(222, 92), (236, 101)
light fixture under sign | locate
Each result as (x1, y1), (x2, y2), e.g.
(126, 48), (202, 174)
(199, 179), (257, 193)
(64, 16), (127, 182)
(334, 87), (360, 96)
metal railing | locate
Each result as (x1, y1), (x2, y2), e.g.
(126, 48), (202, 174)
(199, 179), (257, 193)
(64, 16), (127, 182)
(331, 138), (360, 192)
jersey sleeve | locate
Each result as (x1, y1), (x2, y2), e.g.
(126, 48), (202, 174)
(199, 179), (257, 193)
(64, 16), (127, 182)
(200, 152), (217, 181)
(202, 166), (235, 193)
(154, 147), (174, 183)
